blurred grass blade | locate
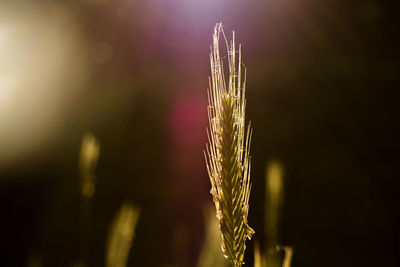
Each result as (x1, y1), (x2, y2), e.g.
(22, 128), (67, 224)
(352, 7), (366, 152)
(265, 160), (284, 267)
(265, 160), (284, 247)
(281, 246), (293, 267)
(78, 132), (100, 265)
(254, 240), (264, 267)
(106, 201), (140, 267)
(79, 132), (100, 198)
(197, 205), (229, 267)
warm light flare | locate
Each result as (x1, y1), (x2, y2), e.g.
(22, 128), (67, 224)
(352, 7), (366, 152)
(0, 6), (90, 168)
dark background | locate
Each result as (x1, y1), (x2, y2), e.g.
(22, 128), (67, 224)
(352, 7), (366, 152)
(0, 0), (398, 266)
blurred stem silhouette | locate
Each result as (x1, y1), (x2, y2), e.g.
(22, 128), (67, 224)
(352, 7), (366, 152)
(78, 132), (100, 266)
(254, 240), (266, 267)
(106, 201), (140, 267)
(279, 246), (293, 267)
(264, 160), (293, 267)
(197, 205), (229, 267)
(265, 160), (284, 267)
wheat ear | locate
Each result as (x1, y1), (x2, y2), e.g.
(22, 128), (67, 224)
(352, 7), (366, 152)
(204, 23), (254, 267)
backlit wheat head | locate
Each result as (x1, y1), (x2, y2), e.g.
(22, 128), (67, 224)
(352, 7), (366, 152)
(204, 23), (254, 267)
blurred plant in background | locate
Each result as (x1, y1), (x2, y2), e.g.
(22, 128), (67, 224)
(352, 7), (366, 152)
(79, 133), (100, 199)
(76, 133), (101, 267)
(106, 202), (140, 267)
(265, 160), (285, 267)
(197, 205), (229, 267)
(254, 160), (293, 267)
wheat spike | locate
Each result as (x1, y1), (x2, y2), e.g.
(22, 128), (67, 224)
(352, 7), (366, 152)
(204, 23), (254, 267)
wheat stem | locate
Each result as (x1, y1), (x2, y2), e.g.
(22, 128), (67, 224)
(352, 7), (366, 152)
(205, 23), (254, 267)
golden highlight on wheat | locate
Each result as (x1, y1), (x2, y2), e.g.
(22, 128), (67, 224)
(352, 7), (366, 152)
(204, 23), (254, 267)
